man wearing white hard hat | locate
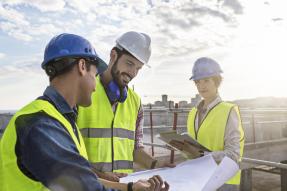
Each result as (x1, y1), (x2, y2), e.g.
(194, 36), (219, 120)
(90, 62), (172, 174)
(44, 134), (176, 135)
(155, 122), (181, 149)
(170, 57), (245, 191)
(77, 31), (174, 182)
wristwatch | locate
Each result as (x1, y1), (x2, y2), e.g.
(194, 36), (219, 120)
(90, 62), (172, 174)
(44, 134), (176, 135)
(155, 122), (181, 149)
(199, 150), (204, 157)
(127, 182), (133, 191)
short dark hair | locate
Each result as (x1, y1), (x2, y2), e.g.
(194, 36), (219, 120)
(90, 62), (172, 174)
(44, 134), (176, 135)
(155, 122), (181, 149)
(45, 57), (96, 81)
(112, 47), (136, 62)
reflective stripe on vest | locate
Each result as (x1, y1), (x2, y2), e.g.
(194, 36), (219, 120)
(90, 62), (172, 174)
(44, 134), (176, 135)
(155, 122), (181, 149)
(77, 77), (140, 173)
(187, 102), (245, 185)
(0, 100), (87, 191)
(80, 128), (135, 140)
(91, 160), (134, 172)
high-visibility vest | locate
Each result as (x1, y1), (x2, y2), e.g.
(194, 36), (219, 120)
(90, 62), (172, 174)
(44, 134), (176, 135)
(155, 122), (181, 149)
(77, 77), (140, 174)
(187, 102), (244, 185)
(0, 100), (87, 191)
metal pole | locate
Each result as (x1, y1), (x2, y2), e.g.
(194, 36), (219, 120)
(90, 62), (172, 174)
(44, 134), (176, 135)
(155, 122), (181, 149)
(240, 169), (252, 191)
(281, 160), (287, 191)
(252, 113), (256, 143)
(241, 158), (287, 169)
(170, 103), (178, 164)
(149, 104), (154, 156)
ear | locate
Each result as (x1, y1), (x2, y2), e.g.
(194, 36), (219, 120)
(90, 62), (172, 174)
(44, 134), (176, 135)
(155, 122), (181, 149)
(109, 49), (118, 65)
(77, 59), (87, 76)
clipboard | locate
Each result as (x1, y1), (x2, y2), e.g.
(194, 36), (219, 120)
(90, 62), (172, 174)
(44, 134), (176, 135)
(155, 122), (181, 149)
(158, 130), (211, 152)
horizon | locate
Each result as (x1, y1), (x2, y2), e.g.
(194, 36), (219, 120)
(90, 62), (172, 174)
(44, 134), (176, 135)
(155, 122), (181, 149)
(2, 95), (287, 110)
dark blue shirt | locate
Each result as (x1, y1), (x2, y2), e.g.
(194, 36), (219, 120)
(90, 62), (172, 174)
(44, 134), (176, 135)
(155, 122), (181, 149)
(15, 86), (115, 191)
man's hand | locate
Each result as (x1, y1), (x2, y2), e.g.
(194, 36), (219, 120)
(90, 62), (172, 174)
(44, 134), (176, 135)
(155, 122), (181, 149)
(148, 175), (169, 191)
(169, 140), (203, 158)
(94, 171), (127, 182)
(133, 175), (169, 191)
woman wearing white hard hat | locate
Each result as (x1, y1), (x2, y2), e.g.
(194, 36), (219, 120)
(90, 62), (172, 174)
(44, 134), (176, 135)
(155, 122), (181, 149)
(171, 57), (245, 191)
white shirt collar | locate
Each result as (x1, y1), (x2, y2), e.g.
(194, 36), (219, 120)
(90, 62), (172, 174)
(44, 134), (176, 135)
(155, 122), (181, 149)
(196, 95), (222, 111)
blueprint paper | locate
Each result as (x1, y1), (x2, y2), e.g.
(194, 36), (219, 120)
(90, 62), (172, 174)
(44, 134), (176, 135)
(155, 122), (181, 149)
(120, 155), (239, 191)
(202, 156), (239, 191)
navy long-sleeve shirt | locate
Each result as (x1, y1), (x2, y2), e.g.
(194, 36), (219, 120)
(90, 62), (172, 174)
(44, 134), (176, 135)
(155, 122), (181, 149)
(15, 86), (116, 191)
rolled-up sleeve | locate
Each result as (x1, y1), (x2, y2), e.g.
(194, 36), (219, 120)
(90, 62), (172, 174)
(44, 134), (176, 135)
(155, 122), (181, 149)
(135, 104), (144, 149)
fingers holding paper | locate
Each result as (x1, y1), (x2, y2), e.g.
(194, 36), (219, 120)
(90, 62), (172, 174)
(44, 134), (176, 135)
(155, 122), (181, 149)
(169, 140), (204, 158)
(133, 176), (170, 191)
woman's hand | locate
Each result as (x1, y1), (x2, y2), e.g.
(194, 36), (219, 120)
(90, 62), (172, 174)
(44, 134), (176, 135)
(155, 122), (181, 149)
(169, 140), (203, 158)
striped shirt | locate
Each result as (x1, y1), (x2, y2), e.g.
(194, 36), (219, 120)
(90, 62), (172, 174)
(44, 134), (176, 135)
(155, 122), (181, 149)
(112, 103), (144, 149)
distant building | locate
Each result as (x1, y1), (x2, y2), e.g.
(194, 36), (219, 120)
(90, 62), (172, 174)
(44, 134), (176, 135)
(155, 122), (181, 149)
(154, 101), (163, 107)
(179, 101), (188, 108)
(143, 94), (201, 109)
(162, 95), (168, 104)
(168, 101), (174, 108)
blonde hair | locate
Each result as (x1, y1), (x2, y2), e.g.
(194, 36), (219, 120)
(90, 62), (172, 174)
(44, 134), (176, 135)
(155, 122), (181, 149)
(212, 75), (222, 88)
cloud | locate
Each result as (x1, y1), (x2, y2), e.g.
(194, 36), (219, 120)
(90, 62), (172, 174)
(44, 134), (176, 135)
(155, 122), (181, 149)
(0, 56), (42, 76)
(1, 0), (65, 12)
(0, 4), (33, 41)
(222, 0), (243, 14)
(0, 0), (241, 50)
(9, 30), (33, 41)
(0, 4), (29, 25)
(0, 3), (74, 41)
(0, 53), (5, 59)
(28, 23), (60, 37)
(272, 18), (283, 22)
(79, 0), (238, 66)
(0, 20), (34, 41)
(0, 0), (242, 70)
(118, 1), (240, 62)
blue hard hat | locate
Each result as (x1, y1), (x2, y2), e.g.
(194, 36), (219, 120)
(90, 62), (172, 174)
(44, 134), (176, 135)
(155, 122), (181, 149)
(189, 57), (223, 80)
(42, 33), (107, 74)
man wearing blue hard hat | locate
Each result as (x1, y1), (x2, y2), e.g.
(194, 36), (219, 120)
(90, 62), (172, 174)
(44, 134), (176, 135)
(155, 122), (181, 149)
(170, 57), (245, 191)
(0, 33), (169, 191)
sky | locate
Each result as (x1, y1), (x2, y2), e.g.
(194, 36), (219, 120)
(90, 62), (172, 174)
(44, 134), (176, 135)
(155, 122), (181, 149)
(0, 0), (287, 109)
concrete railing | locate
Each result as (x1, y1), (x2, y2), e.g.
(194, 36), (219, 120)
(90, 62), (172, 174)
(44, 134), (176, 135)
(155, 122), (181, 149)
(240, 158), (287, 191)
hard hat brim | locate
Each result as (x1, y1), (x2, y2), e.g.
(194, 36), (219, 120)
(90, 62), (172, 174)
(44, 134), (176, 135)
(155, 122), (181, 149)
(189, 71), (223, 81)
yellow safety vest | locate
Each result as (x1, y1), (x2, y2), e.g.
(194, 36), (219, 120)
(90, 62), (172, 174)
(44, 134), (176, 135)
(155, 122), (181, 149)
(0, 100), (87, 191)
(77, 77), (140, 174)
(187, 102), (244, 185)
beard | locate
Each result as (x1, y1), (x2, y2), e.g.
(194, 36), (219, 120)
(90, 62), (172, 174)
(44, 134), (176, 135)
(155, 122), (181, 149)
(111, 60), (131, 88)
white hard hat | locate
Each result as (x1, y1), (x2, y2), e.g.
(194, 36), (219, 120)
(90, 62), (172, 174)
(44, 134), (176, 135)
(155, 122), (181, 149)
(116, 31), (151, 66)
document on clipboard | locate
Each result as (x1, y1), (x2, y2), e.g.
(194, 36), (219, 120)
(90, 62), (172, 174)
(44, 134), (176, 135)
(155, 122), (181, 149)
(158, 130), (211, 152)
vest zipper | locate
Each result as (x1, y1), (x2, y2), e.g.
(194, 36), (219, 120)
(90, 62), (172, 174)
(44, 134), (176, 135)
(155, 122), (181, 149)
(111, 119), (114, 171)
(111, 104), (119, 172)
(194, 111), (198, 140)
